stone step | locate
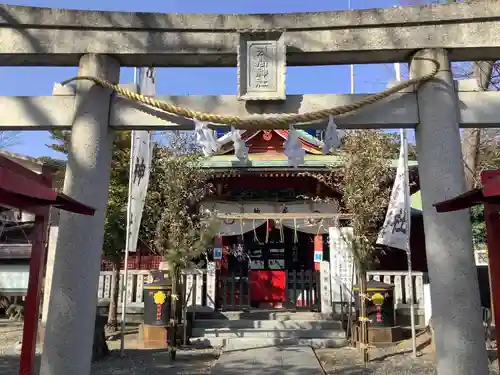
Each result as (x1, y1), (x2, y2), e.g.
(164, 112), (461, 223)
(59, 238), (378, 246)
(189, 336), (348, 351)
(197, 310), (336, 321)
(192, 327), (346, 339)
(193, 319), (343, 330)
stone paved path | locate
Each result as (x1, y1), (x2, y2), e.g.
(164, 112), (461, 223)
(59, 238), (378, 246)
(210, 345), (325, 375)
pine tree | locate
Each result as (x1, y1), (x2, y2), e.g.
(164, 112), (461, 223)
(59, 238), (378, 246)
(142, 134), (218, 325)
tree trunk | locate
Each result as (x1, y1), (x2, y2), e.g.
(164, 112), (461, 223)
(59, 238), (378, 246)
(357, 267), (369, 365)
(107, 257), (121, 331)
(462, 128), (481, 190)
(169, 265), (181, 348)
(461, 61), (495, 326)
(462, 61), (493, 190)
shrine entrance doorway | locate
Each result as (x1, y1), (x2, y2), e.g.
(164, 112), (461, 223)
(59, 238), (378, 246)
(216, 221), (327, 311)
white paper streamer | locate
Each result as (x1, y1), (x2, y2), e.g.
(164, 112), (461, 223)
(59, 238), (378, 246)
(322, 116), (341, 154)
(284, 125), (305, 167)
(194, 119), (218, 156)
(231, 126), (249, 162)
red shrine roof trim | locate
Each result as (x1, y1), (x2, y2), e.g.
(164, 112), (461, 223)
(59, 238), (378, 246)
(434, 169), (500, 213)
(274, 130), (322, 154)
(217, 130), (262, 154)
(216, 129), (324, 155)
(0, 155), (95, 216)
(0, 150), (58, 175)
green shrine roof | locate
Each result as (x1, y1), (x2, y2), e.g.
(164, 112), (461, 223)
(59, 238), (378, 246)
(205, 128), (418, 171)
(200, 153), (418, 170)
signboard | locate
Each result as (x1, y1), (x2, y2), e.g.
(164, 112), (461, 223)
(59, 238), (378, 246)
(213, 247), (222, 260)
(314, 250), (323, 263)
(237, 32), (286, 101)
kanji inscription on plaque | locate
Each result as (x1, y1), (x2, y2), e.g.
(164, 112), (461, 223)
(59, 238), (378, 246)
(248, 42), (277, 91)
(237, 32), (286, 101)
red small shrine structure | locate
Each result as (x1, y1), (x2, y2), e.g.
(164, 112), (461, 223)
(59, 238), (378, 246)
(434, 169), (500, 365)
(202, 129), (344, 308)
(0, 155), (95, 375)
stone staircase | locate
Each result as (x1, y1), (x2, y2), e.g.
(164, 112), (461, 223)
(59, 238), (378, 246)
(189, 310), (348, 351)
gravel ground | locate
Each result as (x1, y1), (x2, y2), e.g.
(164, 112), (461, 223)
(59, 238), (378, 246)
(2, 319), (499, 375)
(0, 319), (219, 375)
(315, 333), (500, 375)
(317, 346), (438, 375)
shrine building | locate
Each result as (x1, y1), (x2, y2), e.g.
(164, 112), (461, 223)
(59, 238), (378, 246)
(197, 129), (424, 311)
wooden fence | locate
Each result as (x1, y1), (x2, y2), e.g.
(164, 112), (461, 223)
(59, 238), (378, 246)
(216, 270), (320, 310)
(97, 268), (426, 314)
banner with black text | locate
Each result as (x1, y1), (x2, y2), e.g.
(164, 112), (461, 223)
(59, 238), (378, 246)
(376, 132), (410, 251)
(127, 68), (155, 252)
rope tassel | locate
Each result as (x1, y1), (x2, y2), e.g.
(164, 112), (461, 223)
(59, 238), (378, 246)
(194, 119), (218, 156)
(231, 126), (249, 162)
(284, 125), (305, 168)
(323, 115), (341, 154)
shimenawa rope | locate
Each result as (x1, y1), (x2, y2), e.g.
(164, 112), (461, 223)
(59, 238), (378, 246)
(60, 57), (439, 130)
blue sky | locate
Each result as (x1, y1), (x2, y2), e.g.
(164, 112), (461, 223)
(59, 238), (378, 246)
(2, 0), (416, 159)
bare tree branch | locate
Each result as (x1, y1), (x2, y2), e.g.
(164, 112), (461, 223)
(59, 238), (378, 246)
(0, 131), (20, 149)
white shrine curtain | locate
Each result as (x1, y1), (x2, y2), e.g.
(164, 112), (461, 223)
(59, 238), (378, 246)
(200, 201), (266, 236)
(200, 200), (339, 236)
(280, 201), (338, 235)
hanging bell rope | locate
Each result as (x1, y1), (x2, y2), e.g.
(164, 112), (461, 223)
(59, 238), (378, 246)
(60, 57), (439, 131)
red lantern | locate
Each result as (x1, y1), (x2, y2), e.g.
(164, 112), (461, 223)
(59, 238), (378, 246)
(376, 305), (383, 323)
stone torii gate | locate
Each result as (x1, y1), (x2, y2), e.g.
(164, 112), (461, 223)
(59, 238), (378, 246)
(1, 3), (500, 375)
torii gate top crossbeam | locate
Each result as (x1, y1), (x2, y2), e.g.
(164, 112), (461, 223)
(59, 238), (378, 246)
(1, 2), (500, 67)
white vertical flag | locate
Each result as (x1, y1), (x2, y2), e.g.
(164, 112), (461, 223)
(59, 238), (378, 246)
(376, 131), (410, 251)
(121, 67), (155, 355)
(379, 62), (417, 359)
(127, 68), (155, 252)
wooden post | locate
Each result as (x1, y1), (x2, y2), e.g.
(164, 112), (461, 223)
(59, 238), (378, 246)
(19, 168), (52, 375)
(488, 260), (495, 326)
(19, 212), (49, 375)
(483, 201), (500, 366)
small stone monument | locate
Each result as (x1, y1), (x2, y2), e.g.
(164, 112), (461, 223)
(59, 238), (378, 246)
(237, 31), (286, 101)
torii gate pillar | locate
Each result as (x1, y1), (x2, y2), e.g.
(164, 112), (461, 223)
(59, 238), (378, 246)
(411, 49), (489, 375)
(40, 54), (120, 375)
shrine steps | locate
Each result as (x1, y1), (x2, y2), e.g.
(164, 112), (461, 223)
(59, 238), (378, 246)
(189, 311), (348, 350)
(189, 337), (348, 351)
(193, 309), (338, 321)
(193, 319), (343, 330)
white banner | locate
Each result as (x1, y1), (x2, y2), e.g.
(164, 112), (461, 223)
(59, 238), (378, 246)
(376, 132), (410, 251)
(127, 68), (155, 252)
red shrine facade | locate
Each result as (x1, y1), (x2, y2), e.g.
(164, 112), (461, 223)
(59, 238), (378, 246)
(199, 129), (349, 309)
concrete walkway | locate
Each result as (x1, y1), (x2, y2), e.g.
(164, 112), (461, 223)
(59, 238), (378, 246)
(210, 345), (325, 375)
